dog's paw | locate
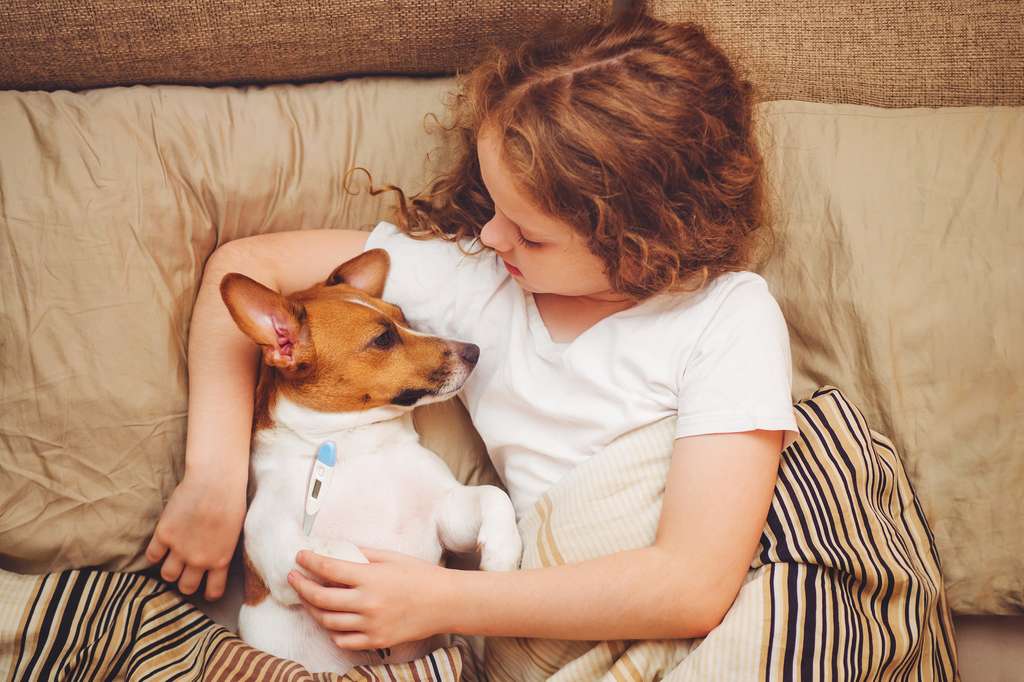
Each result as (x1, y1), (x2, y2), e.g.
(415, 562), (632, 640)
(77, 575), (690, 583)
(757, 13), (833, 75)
(268, 574), (303, 607)
(477, 526), (523, 572)
(308, 536), (369, 564)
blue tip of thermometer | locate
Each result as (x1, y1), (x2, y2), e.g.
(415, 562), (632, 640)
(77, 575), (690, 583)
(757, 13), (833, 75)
(303, 441), (336, 536)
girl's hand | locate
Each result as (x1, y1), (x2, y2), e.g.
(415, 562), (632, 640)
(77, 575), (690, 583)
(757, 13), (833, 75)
(288, 547), (452, 651)
(145, 471), (247, 601)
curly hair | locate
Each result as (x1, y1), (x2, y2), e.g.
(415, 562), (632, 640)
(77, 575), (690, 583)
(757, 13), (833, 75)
(346, 5), (773, 301)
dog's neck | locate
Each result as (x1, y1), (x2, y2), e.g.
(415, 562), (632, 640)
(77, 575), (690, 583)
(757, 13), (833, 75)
(257, 393), (418, 458)
(274, 393), (407, 433)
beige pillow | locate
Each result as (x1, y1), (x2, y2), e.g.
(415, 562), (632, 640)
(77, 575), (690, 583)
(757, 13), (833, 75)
(755, 101), (1024, 613)
(0, 77), (466, 574)
(1, 79), (1020, 616)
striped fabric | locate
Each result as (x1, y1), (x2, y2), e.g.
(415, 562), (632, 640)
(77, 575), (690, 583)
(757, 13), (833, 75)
(0, 385), (956, 680)
(0, 569), (230, 681)
(483, 386), (958, 680)
(0, 567), (477, 681)
(752, 389), (958, 680)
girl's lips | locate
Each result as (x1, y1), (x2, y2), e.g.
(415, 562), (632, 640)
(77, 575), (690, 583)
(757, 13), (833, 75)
(503, 259), (522, 276)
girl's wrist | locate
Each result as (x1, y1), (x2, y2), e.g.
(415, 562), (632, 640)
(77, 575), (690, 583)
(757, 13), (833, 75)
(183, 458), (248, 489)
(432, 565), (468, 636)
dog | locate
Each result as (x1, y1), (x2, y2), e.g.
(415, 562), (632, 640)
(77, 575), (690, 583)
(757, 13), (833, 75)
(219, 247), (522, 674)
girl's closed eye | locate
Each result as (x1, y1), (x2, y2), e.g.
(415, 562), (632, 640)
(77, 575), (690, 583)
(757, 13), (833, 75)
(516, 232), (542, 249)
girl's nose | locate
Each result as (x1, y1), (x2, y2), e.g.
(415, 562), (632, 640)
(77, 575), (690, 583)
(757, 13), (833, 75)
(479, 216), (512, 253)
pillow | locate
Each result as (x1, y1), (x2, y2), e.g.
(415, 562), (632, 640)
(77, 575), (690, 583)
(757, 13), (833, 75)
(753, 101), (1023, 613)
(1, 79), (1019, 617)
(0, 563), (481, 680)
(0, 76), (467, 575)
(482, 386), (958, 680)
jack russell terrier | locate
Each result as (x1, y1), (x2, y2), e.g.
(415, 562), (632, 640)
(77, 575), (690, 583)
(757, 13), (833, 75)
(219, 247), (522, 674)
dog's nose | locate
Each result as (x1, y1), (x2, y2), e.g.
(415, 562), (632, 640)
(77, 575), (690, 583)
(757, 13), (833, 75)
(459, 343), (480, 365)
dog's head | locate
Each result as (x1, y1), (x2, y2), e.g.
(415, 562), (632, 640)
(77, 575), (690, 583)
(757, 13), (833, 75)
(219, 248), (479, 412)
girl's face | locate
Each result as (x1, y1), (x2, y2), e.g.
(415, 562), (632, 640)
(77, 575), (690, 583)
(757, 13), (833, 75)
(476, 127), (628, 302)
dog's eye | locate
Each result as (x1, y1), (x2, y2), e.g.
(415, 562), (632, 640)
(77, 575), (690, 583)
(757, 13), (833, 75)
(373, 329), (397, 349)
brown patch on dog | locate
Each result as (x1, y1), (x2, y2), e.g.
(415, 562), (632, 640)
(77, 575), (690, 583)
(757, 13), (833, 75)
(222, 249), (478, 428)
(281, 286), (460, 413)
(242, 548), (269, 606)
(252, 365), (279, 433)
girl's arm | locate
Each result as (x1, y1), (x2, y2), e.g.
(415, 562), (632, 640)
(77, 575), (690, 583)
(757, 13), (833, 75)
(145, 228), (370, 601)
(289, 428), (782, 644)
(447, 428), (783, 640)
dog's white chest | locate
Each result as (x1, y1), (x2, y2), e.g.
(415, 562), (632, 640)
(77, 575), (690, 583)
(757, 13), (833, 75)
(310, 451), (448, 553)
(248, 411), (456, 560)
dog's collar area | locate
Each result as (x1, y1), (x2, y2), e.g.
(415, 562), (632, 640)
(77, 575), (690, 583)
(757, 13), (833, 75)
(272, 395), (408, 438)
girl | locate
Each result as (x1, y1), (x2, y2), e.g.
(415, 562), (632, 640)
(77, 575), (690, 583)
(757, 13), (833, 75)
(146, 8), (799, 650)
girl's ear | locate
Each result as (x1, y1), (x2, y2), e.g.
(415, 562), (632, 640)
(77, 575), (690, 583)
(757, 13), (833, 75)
(219, 273), (314, 376)
(325, 248), (390, 299)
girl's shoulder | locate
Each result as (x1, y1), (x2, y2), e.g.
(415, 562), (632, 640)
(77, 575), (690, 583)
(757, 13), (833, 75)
(368, 220), (485, 256)
(367, 219), (503, 282)
(650, 270), (777, 321)
(363, 220), (507, 340)
(647, 270), (788, 356)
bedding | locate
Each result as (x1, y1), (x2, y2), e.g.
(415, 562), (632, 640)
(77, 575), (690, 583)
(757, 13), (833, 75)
(0, 565), (479, 681)
(0, 386), (956, 681)
(0, 79), (1020, 616)
(482, 386), (957, 680)
(753, 102), (1023, 614)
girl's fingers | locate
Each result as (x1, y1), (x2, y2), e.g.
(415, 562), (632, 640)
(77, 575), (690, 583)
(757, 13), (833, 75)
(145, 536), (169, 564)
(160, 552), (185, 584)
(303, 602), (365, 632)
(332, 633), (373, 651)
(296, 550), (362, 586)
(356, 546), (401, 562)
(178, 565), (205, 595)
(204, 566), (228, 601)
(289, 571), (360, 611)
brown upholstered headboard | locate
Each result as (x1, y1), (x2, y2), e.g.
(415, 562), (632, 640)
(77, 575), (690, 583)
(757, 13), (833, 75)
(3, 0), (1021, 107)
(0, 0), (615, 91)
(650, 0), (1024, 107)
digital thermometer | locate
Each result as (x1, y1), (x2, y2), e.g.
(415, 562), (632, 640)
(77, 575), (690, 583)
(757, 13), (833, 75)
(303, 441), (336, 536)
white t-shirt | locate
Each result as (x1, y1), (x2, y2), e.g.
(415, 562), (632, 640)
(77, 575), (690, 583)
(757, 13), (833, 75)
(364, 220), (799, 517)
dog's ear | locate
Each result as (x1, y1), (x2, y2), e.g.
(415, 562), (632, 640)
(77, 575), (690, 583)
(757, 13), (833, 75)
(220, 273), (314, 377)
(325, 248), (390, 298)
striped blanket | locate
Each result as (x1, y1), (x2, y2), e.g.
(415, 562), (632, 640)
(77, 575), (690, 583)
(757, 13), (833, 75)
(481, 386), (958, 680)
(0, 566), (481, 680)
(1, 386), (957, 680)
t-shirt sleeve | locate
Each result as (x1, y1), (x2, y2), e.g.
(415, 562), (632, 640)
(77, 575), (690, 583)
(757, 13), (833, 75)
(675, 276), (799, 451)
(362, 219), (504, 343)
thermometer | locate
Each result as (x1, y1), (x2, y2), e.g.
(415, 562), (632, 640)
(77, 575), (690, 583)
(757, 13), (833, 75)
(303, 441), (336, 536)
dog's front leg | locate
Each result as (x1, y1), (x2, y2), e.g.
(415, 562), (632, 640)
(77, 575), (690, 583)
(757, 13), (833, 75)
(434, 484), (522, 572)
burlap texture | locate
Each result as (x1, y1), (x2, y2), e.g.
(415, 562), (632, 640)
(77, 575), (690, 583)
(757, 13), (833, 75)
(650, 0), (1024, 107)
(5, 1), (1021, 107)
(0, 0), (614, 91)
